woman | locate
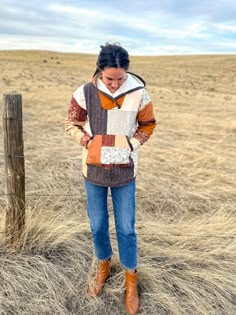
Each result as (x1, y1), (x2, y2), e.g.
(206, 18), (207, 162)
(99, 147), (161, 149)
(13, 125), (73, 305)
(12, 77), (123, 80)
(65, 43), (156, 315)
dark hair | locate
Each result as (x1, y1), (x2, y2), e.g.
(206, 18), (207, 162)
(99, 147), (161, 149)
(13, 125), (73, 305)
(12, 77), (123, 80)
(94, 43), (130, 76)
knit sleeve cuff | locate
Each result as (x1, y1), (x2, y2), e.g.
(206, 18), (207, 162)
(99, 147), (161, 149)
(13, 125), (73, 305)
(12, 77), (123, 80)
(129, 137), (141, 151)
(80, 133), (92, 147)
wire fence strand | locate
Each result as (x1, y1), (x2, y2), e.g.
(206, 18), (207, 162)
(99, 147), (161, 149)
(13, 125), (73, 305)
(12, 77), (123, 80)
(0, 230), (236, 238)
(0, 192), (235, 201)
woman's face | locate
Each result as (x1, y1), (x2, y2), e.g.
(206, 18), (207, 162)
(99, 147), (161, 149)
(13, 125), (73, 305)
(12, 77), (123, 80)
(101, 67), (127, 93)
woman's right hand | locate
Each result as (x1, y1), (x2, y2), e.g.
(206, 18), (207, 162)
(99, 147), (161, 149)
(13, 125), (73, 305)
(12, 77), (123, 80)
(86, 138), (93, 149)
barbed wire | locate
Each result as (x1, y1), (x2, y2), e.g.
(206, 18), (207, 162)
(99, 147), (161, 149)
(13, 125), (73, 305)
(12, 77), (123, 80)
(0, 228), (236, 239)
(0, 155), (18, 159)
(0, 123), (234, 136)
(0, 192), (235, 201)
(0, 193), (82, 197)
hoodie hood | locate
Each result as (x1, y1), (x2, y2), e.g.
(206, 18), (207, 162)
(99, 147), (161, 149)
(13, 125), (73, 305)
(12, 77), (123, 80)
(93, 72), (146, 100)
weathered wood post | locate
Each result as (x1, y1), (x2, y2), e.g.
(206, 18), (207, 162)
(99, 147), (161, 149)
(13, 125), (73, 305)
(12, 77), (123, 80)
(3, 93), (25, 244)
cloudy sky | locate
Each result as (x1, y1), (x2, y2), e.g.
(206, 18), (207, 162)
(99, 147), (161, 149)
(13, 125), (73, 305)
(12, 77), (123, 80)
(0, 0), (236, 55)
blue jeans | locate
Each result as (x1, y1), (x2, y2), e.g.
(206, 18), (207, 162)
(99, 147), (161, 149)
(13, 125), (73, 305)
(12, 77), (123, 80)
(84, 179), (137, 270)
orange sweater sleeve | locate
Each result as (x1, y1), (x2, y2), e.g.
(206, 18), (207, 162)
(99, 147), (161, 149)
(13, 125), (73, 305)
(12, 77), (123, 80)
(131, 101), (157, 146)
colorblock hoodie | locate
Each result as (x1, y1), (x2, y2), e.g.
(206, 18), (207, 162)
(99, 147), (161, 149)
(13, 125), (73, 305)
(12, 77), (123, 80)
(65, 72), (157, 187)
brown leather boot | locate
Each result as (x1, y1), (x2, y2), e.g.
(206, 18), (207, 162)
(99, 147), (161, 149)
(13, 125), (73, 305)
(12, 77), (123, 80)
(125, 270), (139, 315)
(88, 260), (110, 297)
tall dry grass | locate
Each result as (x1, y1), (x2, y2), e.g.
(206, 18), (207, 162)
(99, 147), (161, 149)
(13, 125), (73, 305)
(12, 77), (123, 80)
(1, 208), (236, 314)
(0, 51), (236, 314)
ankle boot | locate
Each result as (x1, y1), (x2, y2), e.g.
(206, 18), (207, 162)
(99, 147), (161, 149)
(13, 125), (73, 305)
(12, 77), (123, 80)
(125, 270), (139, 315)
(88, 260), (110, 297)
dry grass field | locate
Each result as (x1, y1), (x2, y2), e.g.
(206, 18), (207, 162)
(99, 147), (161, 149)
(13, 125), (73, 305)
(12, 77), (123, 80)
(0, 50), (236, 314)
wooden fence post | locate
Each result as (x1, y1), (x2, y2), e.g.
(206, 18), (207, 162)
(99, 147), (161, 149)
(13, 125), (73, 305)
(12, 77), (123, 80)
(3, 93), (25, 244)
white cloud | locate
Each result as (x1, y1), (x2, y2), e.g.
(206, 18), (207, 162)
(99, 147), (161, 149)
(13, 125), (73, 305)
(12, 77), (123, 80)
(217, 41), (236, 49)
(0, 35), (68, 51)
(48, 4), (107, 25)
(0, 1), (235, 55)
(47, 4), (208, 41)
(213, 23), (236, 33)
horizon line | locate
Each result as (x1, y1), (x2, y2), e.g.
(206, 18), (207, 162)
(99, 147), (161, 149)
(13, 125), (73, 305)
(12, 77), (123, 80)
(0, 48), (236, 58)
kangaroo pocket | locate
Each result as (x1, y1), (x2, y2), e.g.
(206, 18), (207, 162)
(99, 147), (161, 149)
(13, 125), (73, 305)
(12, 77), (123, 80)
(86, 134), (132, 166)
